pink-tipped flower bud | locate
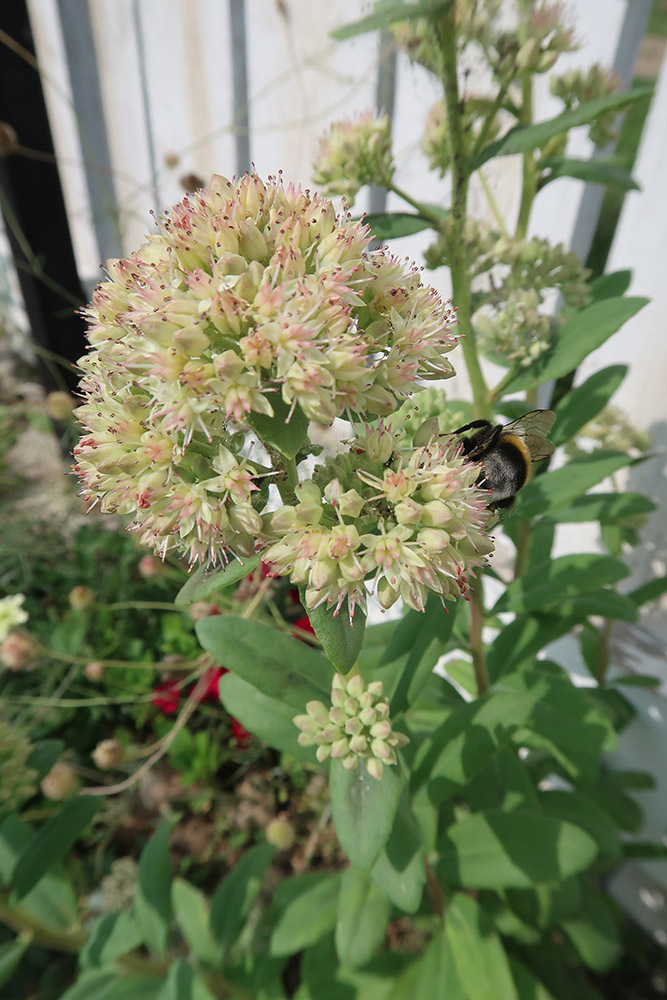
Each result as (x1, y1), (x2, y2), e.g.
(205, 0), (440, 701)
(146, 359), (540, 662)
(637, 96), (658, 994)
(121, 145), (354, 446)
(68, 586), (95, 611)
(84, 660), (105, 682)
(92, 739), (125, 770)
(1, 631), (38, 671)
(45, 390), (77, 422)
(138, 554), (164, 579)
(266, 814), (296, 851)
(41, 762), (79, 801)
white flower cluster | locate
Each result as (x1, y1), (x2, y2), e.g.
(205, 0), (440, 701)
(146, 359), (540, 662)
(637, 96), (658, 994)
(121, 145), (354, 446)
(75, 173), (460, 570)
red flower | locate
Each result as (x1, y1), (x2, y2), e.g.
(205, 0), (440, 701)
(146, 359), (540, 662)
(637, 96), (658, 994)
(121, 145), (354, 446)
(230, 717), (252, 750)
(293, 614), (315, 639)
(151, 679), (181, 715)
(196, 665), (229, 703)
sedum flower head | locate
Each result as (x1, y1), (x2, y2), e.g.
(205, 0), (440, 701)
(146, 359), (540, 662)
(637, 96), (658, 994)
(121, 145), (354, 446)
(0, 594), (28, 643)
(293, 673), (409, 780)
(551, 63), (620, 147)
(75, 173), (459, 568)
(423, 98), (499, 178)
(265, 434), (494, 619)
(313, 113), (394, 203)
(75, 174), (456, 563)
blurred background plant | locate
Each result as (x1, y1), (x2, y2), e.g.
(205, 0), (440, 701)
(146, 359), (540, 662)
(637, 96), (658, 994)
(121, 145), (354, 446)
(1, 0), (667, 998)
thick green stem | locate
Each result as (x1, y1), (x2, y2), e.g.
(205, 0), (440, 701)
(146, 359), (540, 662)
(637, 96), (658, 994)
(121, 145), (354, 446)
(438, 9), (490, 421)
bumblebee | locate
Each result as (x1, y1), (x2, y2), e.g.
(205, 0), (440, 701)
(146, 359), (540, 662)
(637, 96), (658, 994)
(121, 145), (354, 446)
(453, 409), (556, 510)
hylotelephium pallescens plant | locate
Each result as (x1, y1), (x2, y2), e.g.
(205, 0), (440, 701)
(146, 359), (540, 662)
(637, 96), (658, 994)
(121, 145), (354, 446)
(2, 2), (656, 998)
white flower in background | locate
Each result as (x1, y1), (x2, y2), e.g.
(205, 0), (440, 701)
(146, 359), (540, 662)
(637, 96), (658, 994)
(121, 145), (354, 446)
(0, 594), (28, 643)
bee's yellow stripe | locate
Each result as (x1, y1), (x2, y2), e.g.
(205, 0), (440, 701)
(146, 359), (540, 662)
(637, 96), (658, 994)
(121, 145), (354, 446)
(502, 433), (531, 466)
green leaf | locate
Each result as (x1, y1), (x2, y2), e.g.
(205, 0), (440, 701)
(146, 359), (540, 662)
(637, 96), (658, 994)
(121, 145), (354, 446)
(623, 841), (667, 860)
(209, 843), (276, 950)
(540, 157), (639, 191)
(587, 776), (643, 832)
(500, 297), (648, 395)
(387, 925), (463, 1000)
(548, 589), (638, 623)
(174, 557), (259, 608)
(446, 894), (518, 1000)
(80, 912), (144, 970)
(302, 593), (366, 672)
(335, 866), (392, 968)
(476, 86), (653, 167)
(438, 809), (597, 889)
(217, 672), (315, 761)
(0, 937), (29, 990)
(134, 818), (177, 956)
(196, 615), (331, 707)
(613, 674), (660, 688)
(411, 691), (534, 802)
(0, 815), (78, 931)
(387, 595), (458, 715)
(511, 451), (634, 520)
(551, 365), (628, 447)
(538, 790), (621, 862)
(158, 959), (216, 1000)
(247, 393), (309, 458)
(330, 758), (403, 870)
(25, 739), (65, 780)
(494, 554), (630, 614)
(11, 795), (101, 901)
(552, 492), (656, 524)
(559, 891), (620, 972)
(629, 573), (667, 607)
(364, 212), (435, 240)
(466, 749), (540, 814)
(588, 270), (631, 303)
(172, 878), (221, 967)
(269, 872), (341, 956)
(496, 670), (616, 779)
(331, 0), (450, 40)
(487, 612), (580, 679)
(59, 970), (162, 1000)
(371, 791), (426, 914)
(509, 958), (558, 1000)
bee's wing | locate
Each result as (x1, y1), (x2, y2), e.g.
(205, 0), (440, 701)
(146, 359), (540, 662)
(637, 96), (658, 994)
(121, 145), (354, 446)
(504, 409), (556, 462)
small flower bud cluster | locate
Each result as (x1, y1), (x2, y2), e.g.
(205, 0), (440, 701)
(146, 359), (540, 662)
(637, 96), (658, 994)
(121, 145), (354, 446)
(0, 593), (28, 643)
(476, 290), (553, 368)
(423, 97), (499, 178)
(565, 405), (651, 460)
(293, 673), (409, 780)
(265, 432), (494, 618)
(394, 388), (469, 438)
(313, 113), (394, 204)
(471, 232), (590, 368)
(551, 64), (620, 147)
(0, 722), (38, 811)
(75, 172), (460, 568)
(101, 857), (139, 913)
(515, 1), (576, 74)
